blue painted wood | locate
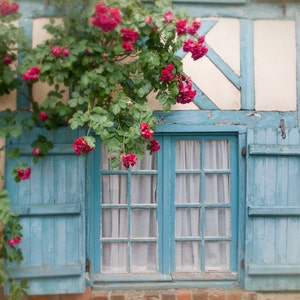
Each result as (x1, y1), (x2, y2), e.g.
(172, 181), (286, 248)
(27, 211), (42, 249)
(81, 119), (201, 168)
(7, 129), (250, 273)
(248, 206), (300, 216)
(245, 128), (300, 291)
(240, 20), (255, 110)
(5, 127), (86, 295)
(249, 144), (300, 156)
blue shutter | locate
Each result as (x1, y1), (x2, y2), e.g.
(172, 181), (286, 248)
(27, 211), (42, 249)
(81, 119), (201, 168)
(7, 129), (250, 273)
(5, 127), (86, 295)
(245, 127), (300, 290)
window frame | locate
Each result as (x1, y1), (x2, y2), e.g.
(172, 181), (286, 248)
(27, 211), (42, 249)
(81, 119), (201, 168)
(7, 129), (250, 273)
(89, 132), (239, 284)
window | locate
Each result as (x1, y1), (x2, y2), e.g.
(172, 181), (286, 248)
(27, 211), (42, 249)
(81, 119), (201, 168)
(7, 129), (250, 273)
(92, 134), (238, 283)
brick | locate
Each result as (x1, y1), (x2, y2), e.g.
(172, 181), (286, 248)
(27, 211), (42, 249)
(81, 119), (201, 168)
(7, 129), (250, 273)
(92, 293), (109, 300)
(110, 293), (125, 300)
(192, 291), (209, 300)
(208, 291), (225, 300)
(61, 292), (90, 300)
(144, 291), (160, 300)
(245, 292), (257, 300)
(177, 290), (192, 300)
(226, 291), (241, 300)
(161, 291), (176, 300)
(26, 295), (60, 300)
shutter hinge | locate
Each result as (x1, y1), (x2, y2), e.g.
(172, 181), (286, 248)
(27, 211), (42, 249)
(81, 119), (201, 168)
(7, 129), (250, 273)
(241, 147), (246, 156)
(86, 258), (91, 281)
(240, 259), (245, 269)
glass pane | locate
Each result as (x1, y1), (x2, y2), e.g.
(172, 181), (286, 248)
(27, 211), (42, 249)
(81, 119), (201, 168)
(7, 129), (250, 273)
(102, 209), (127, 238)
(131, 243), (157, 272)
(205, 140), (230, 169)
(175, 208), (201, 237)
(131, 175), (157, 204)
(132, 152), (157, 170)
(176, 242), (200, 271)
(205, 174), (230, 204)
(102, 175), (127, 204)
(205, 208), (231, 237)
(131, 209), (157, 238)
(205, 241), (230, 271)
(176, 140), (201, 170)
(101, 143), (126, 170)
(102, 243), (127, 272)
(175, 174), (201, 203)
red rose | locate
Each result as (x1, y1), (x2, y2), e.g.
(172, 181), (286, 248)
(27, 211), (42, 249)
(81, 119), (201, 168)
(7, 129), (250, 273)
(73, 137), (95, 155)
(121, 153), (137, 168)
(149, 140), (160, 153)
(17, 167), (31, 180)
(38, 111), (49, 121)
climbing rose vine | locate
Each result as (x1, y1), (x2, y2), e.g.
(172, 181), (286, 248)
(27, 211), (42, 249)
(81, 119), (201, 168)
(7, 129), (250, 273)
(0, 0), (208, 296)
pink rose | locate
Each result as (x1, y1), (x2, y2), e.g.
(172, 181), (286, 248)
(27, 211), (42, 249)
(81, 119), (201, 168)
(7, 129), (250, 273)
(121, 153), (137, 168)
(8, 236), (21, 247)
(32, 148), (40, 156)
(176, 19), (188, 35)
(164, 11), (173, 23)
(38, 111), (49, 121)
(73, 137), (94, 155)
(50, 44), (61, 56)
(176, 76), (196, 104)
(145, 16), (152, 24)
(17, 167), (31, 180)
(22, 66), (41, 81)
(60, 46), (70, 57)
(187, 21), (201, 35)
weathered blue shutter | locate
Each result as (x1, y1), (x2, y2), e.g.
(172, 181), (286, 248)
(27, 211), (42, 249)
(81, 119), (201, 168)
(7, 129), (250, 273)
(245, 127), (300, 290)
(5, 127), (86, 295)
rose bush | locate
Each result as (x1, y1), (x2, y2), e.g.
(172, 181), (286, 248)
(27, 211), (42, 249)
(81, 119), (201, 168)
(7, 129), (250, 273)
(0, 0), (208, 297)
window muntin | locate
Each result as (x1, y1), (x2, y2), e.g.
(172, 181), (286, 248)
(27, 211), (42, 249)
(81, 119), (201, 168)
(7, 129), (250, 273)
(98, 135), (237, 279)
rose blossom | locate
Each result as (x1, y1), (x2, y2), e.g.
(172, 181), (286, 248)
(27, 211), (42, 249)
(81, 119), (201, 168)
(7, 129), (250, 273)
(120, 28), (139, 43)
(0, 1), (19, 15)
(91, 3), (121, 32)
(32, 148), (40, 156)
(145, 15), (152, 24)
(38, 111), (49, 121)
(187, 21), (201, 35)
(176, 19), (188, 35)
(149, 139), (160, 153)
(140, 122), (154, 139)
(160, 64), (175, 82)
(50, 44), (61, 56)
(73, 137), (95, 155)
(140, 122), (150, 132)
(22, 66), (41, 81)
(176, 76), (196, 104)
(60, 46), (70, 57)
(17, 167), (31, 180)
(121, 153), (137, 168)
(164, 11), (173, 23)
(122, 41), (134, 52)
(3, 54), (12, 65)
(7, 236), (21, 247)
(183, 37), (208, 61)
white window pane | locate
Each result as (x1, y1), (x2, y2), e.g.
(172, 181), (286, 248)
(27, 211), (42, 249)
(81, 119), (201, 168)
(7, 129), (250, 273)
(205, 241), (230, 271)
(205, 140), (230, 169)
(205, 174), (230, 204)
(102, 209), (127, 238)
(131, 243), (157, 272)
(175, 208), (201, 237)
(176, 140), (201, 170)
(205, 208), (231, 237)
(132, 152), (157, 170)
(176, 242), (201, 271)
(102, 175), (127, 204)
(131, 175), (156, 204)
(131, 209), (157, 238)
(102, 243), (127, 272)
(176, 174), (201, 203)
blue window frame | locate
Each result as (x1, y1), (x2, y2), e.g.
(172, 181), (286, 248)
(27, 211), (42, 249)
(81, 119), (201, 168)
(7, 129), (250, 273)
(90, 133), (238, 284)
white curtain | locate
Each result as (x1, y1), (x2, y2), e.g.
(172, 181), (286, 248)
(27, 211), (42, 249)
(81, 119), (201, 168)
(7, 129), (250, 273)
(101, 145), (157, 272)
(101, 139), (231, 273)
(175, 140), (231, 271)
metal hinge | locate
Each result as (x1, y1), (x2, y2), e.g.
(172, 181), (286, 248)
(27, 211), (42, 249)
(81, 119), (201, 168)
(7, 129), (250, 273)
(241, 146), (246, 156)
(86, 258), (91, 281)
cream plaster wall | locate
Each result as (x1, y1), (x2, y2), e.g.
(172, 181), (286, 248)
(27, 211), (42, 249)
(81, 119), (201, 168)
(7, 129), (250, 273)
(254, 20), (297, 111)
